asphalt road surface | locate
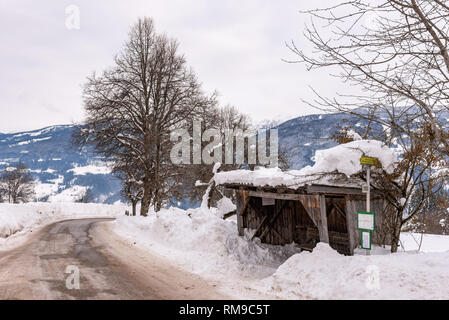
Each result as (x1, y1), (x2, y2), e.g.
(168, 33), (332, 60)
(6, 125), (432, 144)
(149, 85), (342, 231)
(0, 218), (228, 300)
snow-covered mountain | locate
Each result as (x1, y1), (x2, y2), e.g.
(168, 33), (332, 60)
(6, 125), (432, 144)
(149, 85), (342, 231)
(0, 113), (373, 203)
(0, 125), (121, 203)
(277, 112), (379, 169)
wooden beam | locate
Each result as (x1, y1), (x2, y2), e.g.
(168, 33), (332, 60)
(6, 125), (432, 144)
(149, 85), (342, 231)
(295, 194), (328, 243)
(332, 201), (347, 221)
(270, 226), (288, 243)
(248, 190), (304, 201)
(258, 201), (289, 241)
(297, 195), (320, 226)
(319, 195), (329, 243)
(223, 210), (236, 220)
(225, 184), (382, 199)
(344, 196), (356, 255)
(251, 215), (269, 240)
(235, 190), (250, 236)
(236, 190), (250, 216)
(306, 184), (365, 195)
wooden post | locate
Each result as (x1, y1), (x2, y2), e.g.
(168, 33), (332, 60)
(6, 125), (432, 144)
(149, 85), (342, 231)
(237, 215), (244, 236)
(235, 190), (249, 236)
(297, 194), (327, 242)
(236, 190), (250, 215)
(319, 195), (329, 243)
(345, 196), (356, 255)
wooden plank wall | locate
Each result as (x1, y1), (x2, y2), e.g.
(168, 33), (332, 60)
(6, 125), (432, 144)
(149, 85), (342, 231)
(237, 194), (324, 247)
(244, 197), (295, 245)
(297, 195), (328, 243)
(293, 201), (319, 245)
(235, 190), (387, 255)
(345, 197), (387, 251)
(235, 190), (245, 236)
(326, 197), (351, 254)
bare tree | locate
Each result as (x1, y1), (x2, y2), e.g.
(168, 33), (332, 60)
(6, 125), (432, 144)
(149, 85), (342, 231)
(0, 163), (35, 203)
(291, 1), (449, 145)
(121, 179), (143, 216)
(112, 157), (144, 216)
(178, 105), (252, 207)
(292, 1), (449, 252)
(122, 181), (142, 216)
(405, 188), (449, 235)
(74, 17), (214, 215)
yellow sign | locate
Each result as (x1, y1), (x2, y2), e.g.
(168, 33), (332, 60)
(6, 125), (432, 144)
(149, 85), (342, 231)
(360, 156), (381, 168)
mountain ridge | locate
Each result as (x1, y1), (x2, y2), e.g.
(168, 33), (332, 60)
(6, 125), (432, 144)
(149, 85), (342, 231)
(0, 112), (372, 204)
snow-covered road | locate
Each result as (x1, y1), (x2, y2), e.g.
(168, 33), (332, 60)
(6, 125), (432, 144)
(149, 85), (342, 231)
(0, 218), (228, 299)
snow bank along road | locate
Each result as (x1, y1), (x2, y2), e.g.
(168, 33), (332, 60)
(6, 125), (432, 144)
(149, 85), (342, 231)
(0, 218), (228, 299)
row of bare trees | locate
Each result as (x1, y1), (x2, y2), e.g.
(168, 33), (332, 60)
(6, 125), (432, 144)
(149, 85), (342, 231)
(294, 0), (449, 252)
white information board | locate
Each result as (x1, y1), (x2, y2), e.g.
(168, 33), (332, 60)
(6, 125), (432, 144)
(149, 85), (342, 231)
(357, 212), (375, 231)
(361, 231), (371, 250)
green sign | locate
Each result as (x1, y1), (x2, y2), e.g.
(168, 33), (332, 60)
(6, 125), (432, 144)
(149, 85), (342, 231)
(360, 156), (381, 168)
(357, 211), (375, 231)
(361, 230), (372, 250)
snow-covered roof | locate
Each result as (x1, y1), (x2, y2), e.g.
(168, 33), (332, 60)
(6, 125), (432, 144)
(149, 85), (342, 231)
(215, 140), (397, 190)
(215, 167), (364, 190)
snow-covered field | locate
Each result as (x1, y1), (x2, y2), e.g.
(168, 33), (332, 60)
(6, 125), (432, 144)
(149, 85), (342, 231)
(113, 206), (449, 300)
(400, 233), (449, 253)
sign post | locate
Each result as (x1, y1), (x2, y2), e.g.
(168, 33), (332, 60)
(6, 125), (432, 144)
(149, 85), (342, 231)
(366, 166), (370, 212)
(359, 156), (380, 255)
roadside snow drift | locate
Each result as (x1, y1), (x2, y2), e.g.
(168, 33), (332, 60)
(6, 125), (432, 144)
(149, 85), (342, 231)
(114, 206), (449, 300)
(261, 243), (449, 299)
(1, 202), (449, 299)
(114, 207), (299, 281)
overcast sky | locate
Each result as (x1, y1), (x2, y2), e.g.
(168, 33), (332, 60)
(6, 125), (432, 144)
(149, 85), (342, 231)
(0, 0), (343, 132)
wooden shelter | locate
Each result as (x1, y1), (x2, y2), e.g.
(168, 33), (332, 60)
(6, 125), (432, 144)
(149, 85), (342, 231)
(222, 182), (387, 255)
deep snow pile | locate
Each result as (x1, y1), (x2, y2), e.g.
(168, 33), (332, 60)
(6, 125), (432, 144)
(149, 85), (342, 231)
(215, 139), (398, 188)
(260, 243), (449, 299)
(114, 205), (449, 300)
(2, 201), (448, 299)
(113, 207), (300, 283)
(305, 139), (397, 176)
(0, 202), (127, 240)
